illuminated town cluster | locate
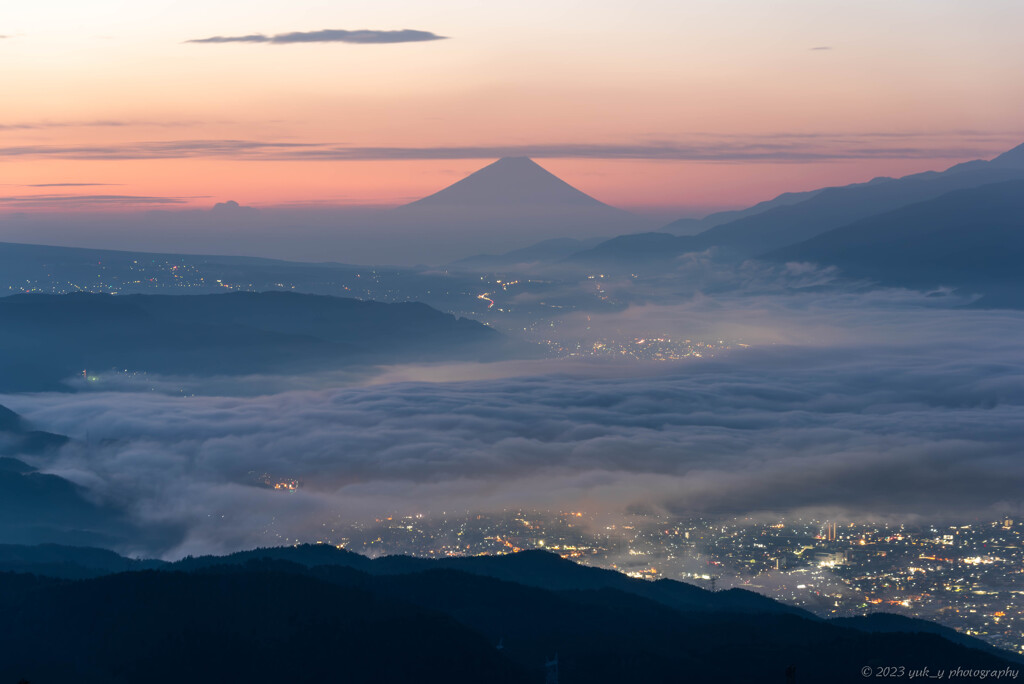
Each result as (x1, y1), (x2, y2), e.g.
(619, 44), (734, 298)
(6, 258), (409, 301)
(287, 510), (608, 568)
(10, 259), (214, 294)
(248, 471), (301, 492)
(5, 257), (488, 314)
(275, 510), (1024, 655)
(540, 335), (736, 361)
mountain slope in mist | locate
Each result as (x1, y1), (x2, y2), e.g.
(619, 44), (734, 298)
(0, 405), (135, 546)
(0, 404), (68, 456)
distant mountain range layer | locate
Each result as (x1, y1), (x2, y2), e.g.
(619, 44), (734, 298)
(766, 179), (1024, 300)
(447, 142), (1024, 295)
(4, 141), (1024, 305)
(486, 141), (1024, 303)
(683, 140), (1024, 256)
(660, 185), (827, 235)
(0, 543), (1018, 684)
(569, 170), (1024, 269)
(0, 291), (498, 392)
(677, 143), (1024, 258)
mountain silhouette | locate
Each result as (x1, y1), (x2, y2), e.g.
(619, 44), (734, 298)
(765, 179), (1024, 305)
(684, 140), (1024, 257)
(661, 186), (827, 235)
(0, 543), (1019, 683)
(988, 140), (1024, 168)
(392, 158), (651, 253)
(567, 140), (1024, 268)
(406, 157), (612, 209)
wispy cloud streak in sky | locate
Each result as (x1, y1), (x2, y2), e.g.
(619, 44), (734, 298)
(0, 140), (1003, 163)
(0, 193), (205, 207)
(187, 29), (448, 45)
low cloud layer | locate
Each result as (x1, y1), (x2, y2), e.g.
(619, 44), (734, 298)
(0, 193), (202, 208)
(21, 183), (123, 188)
(0, 120), (207, 131)
(187, 29), (447, 45)
(5, 293), (1023, 558)
(0, 139), (1004, 164)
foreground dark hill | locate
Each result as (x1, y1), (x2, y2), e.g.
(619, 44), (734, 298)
(171, 544), (808, 618)
(569, 141), (1024, 268)
(767, 180), (1024, 305)
(0, 544), (1018, 684)
(0, 569), (525, 684)
(0, 291), (498, 391)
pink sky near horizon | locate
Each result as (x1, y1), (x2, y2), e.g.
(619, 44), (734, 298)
(2, 0), (1023, 217)
(1, 155), (1009, 218)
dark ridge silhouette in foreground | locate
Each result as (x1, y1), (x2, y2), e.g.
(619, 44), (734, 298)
(0, 543), (1019, 683)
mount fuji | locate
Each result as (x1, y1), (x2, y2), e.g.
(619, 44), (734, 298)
(390, 158), (652, 252)
(405, 157), (614, 209)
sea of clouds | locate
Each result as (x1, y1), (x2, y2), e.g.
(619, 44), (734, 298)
(4, 288), (1023, 558)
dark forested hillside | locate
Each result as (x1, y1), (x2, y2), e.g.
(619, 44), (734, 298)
(0, 544), (1018, 684)
(0, 291), (499, 391)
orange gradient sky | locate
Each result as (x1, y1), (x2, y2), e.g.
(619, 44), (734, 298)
(2, 0), (1024, 215)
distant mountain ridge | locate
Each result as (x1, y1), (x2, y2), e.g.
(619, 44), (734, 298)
(979, 140), (1024, 168)
(566, 140), (1024, 268)
(766, 179), (1024, 304)
(661, 185), (829, 235)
